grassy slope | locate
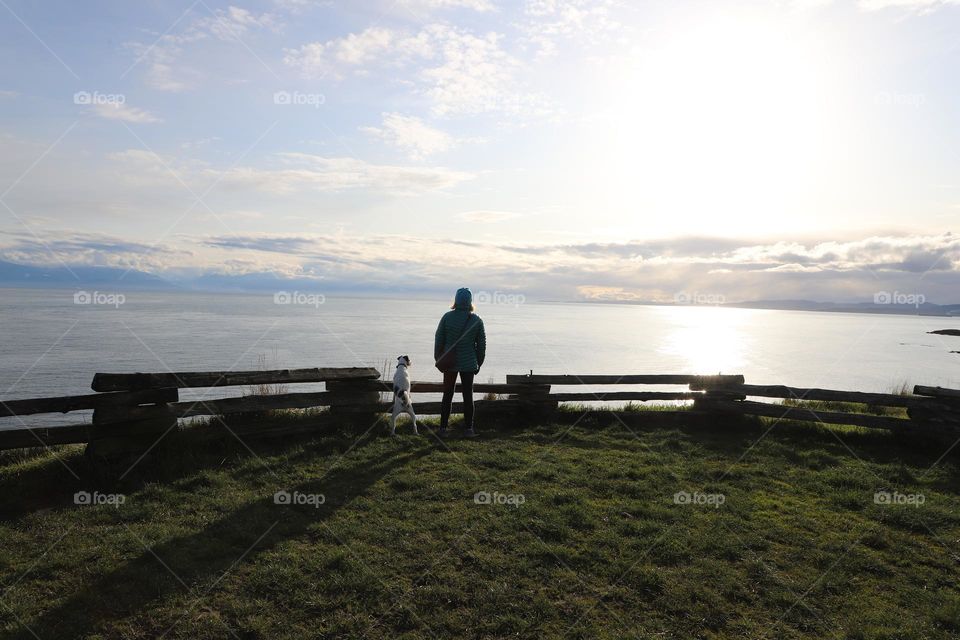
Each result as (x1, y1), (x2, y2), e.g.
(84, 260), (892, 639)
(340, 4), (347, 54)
(0, 414), (959, 639)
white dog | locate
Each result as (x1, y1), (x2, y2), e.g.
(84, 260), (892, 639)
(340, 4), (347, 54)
(390, 355), (418, 435)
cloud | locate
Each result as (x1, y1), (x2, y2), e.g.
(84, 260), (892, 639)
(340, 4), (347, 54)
(0, 90), (18, 98)
(361, 113), (463, 159)
(520, 0), (625, 58)
(458, 210), (520, 223)
(216, 153), (474, 194)
(204, 236), (318, 253)
(180, 136), (222, 150)
(200, 6), (280, 40)
(274, 0), (331, 10)
(418, 27), (518, 116)
(400, 0), (497, 11)
(103, 148), (473, 194)
(787, 0), (836, 8)
(575, 285), (647, 301)
(0, 231), (190, 274)
(322, 26), (401, 65)
(285, 24), (548, 116)
(144, 64), (197, 92)
(126, 5), (279, 92)
(4, 231), (957, 303)
(857, 0), (960, 10)
(91, 102), (162, 124)
(106, 149), (208, 187)
(283, 27), (402, 75)
(803, 0), (960, 10)
(126, 37), (201, 93)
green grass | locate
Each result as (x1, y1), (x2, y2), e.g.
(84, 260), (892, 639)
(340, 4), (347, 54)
(1, 412), (959, 639)
(781, 398), (909, 418)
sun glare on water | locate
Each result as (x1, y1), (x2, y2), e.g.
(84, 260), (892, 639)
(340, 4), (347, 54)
(658, 306), (751, 374)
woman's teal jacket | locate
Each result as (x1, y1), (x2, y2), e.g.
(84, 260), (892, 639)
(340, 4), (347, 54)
(434, 309), (486, 373)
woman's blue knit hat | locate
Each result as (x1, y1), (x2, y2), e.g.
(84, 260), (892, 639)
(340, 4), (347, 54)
(454, 287), (473, 308)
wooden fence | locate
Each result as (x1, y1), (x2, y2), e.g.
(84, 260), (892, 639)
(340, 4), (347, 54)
(1, 368), (958, 457)
(0, 368), (380, 456)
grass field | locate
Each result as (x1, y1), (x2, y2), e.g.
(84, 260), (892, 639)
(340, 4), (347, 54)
(1, 411), (959, 639)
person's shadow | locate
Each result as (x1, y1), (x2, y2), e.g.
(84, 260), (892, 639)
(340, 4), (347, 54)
(3, 439), (434, 639)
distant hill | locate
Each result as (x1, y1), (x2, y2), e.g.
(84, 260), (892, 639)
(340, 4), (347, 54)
(0, 260), (173, 289)
(0, 261), (423, 297)
(574, 298), (960, 317)
(730, 299), (960, 317)
(186, 271), (312, 293)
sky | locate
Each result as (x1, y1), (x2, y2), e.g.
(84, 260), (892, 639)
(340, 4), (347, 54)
(0, 0), (958, 303)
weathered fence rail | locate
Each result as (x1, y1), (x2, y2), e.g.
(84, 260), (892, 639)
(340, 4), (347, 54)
(1, 368), (958, 458)
(706, 400), (913, 431)
(688, 382), (925, 408)
(914, 385), (960, 400)
(170, 391), (336, 418)
(91, 367), (378, 392)
(504, 374), (745, 386)
(0, 389), (178, 417)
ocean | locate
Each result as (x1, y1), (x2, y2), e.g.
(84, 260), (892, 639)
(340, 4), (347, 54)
(2, 288), (958, 428)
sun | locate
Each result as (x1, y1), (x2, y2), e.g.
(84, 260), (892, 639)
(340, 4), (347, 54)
(579, 12), (837, 237)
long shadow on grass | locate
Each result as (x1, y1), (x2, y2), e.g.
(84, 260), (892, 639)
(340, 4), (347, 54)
(0, 446), (92, 521)
(0, 420), (383, 521)
(3, 439), (435, 639)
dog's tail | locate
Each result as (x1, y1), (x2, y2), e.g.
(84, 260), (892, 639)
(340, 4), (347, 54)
(400, 390), (412, 407)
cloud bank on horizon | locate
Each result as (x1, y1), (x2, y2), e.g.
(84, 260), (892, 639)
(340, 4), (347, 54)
(1, 229), (956, 304)
(0, 0), (957, 302)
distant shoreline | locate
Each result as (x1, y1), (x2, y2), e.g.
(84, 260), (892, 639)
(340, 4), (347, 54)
(563, 299), (960, 318)
(2, 285), (960, 319)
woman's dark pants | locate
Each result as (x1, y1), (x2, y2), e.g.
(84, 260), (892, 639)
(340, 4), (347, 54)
(440, 371), (475, 430)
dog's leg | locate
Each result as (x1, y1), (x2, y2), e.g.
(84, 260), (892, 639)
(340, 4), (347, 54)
(407, 402), (418, 435)
(400, 391), (417, 434)
(390, 396), (399, 436)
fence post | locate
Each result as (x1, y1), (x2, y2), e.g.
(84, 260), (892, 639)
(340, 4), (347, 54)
(906, 391), (960, 442)
(690, 378), (747, 422)
(509, 373), (555, 423)
(326, 379), (382, 428)
(85, 398), (179, 462)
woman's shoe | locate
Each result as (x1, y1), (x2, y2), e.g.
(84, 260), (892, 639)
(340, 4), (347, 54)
(464, 428), (477, 438)
(438, 428), (450, 438)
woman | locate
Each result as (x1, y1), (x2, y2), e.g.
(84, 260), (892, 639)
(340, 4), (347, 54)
(434, 287), (487, 437)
